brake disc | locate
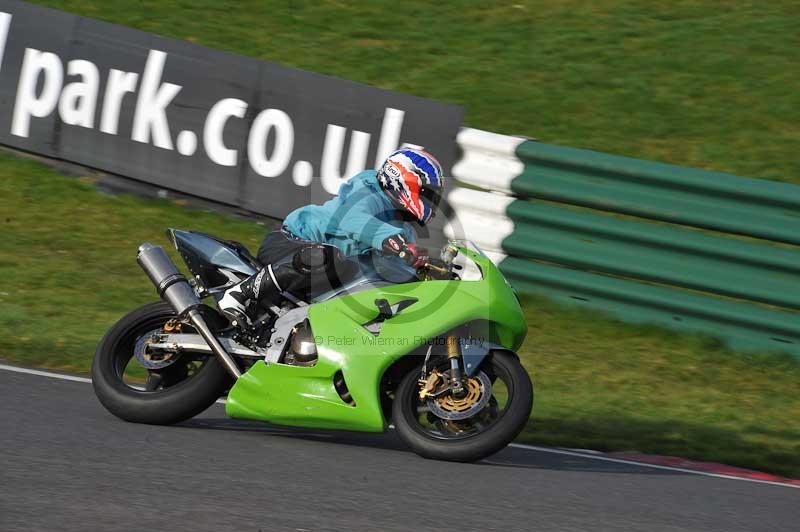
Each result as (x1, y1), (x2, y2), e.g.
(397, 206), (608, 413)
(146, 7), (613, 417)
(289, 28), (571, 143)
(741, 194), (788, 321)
(134, 328), (181, 370)
(427, 371), (493, 421)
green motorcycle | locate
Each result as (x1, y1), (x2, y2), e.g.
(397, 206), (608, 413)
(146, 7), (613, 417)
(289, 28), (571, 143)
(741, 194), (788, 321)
(92, 229), (533, 462)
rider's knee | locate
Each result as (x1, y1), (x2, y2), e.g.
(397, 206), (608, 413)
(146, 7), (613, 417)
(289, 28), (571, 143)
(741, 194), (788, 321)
(292, 244), (342, 275)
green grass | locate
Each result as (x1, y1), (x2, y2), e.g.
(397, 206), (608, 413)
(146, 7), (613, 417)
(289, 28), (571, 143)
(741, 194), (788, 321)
(519, 299), (800, 476)
(31, 0), (800, 184)
(2, 151), (798, 477)
(0, 153), (274, 370)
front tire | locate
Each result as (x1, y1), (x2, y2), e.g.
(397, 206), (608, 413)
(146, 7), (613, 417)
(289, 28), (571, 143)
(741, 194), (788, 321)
(392, 350), (533, 462)
(92, 301), (231, 425)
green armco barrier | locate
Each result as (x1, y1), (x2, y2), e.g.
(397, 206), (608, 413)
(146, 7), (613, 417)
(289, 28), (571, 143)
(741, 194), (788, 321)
(503, 202), (800, 310)
(492, 139), (800, 358)
(512, 141), (800, 245)
(500, 257), (800, 358)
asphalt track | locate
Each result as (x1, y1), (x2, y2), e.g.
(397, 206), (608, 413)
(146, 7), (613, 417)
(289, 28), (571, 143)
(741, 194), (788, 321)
(0, 368), (796, 532)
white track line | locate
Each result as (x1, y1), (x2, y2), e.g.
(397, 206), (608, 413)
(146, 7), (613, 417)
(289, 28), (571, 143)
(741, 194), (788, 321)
(0, 363), (796, 489)
(503, 443), (798, 489)
(0, 363), (226, 403)
(0, 363), (92, 383)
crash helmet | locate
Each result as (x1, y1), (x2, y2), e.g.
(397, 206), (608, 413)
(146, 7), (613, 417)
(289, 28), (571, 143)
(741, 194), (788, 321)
(376, 148), (444, 225)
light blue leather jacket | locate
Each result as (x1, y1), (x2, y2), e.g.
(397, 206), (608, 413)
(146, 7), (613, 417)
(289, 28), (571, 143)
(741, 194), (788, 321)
(283, 171), (416, 257)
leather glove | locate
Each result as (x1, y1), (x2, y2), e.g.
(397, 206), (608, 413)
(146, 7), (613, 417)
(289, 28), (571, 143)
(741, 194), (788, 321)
(382, 234), (429, 269)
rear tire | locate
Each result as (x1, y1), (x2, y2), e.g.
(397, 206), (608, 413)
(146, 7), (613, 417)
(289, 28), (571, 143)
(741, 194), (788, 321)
(92, 301), (231, 425)
(392, 350), (533, 462)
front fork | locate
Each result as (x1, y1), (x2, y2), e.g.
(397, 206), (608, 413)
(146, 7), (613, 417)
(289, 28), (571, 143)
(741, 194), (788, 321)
(446, 335), (467, 399)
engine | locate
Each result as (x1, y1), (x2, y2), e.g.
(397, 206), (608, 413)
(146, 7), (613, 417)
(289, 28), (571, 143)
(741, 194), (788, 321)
(282, 319), (318, 366)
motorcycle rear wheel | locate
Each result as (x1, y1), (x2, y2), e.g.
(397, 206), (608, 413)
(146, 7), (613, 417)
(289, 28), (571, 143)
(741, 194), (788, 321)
(92, 301), (231, 425)
(392, 350), (533, 462)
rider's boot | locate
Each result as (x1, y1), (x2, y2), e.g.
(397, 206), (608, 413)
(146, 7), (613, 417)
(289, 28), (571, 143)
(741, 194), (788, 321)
(217, 267), (284, 326)
(219, 245), (337, 326)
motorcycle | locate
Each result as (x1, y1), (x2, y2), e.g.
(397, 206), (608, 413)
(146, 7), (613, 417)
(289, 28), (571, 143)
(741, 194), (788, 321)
(92, 229), (533, 462)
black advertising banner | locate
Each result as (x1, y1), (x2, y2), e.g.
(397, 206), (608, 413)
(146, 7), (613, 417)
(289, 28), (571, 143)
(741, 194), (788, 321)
(0, 0), (463, 219)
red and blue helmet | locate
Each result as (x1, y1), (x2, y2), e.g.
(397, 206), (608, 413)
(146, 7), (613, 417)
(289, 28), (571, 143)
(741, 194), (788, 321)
(376, 148), (444, 226)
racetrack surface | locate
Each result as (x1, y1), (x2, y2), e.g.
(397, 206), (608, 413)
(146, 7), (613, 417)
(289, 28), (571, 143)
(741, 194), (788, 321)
(1, 369), (796, 532)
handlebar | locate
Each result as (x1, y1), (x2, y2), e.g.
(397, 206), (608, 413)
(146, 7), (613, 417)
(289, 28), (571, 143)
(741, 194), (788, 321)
(416, 259), (453, 280)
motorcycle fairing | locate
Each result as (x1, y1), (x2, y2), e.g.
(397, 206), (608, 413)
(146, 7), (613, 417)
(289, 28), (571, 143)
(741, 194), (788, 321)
(225, 248), (527, 432)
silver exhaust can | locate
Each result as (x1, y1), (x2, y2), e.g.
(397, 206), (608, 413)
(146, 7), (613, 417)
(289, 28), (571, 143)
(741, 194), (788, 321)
(137, 243), (201, 316)
(136, 243), (241, 379)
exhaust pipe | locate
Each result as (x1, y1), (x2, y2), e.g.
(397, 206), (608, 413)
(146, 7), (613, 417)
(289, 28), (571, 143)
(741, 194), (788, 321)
(137, 243), (241, 379)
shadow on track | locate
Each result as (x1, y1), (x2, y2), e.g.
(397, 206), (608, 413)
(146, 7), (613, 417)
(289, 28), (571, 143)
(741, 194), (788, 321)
(178, 416), (682, 477)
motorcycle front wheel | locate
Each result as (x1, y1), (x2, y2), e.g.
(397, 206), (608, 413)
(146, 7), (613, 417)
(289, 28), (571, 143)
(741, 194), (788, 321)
(92, 301), (231, 425)
(392, 350), (533, 462)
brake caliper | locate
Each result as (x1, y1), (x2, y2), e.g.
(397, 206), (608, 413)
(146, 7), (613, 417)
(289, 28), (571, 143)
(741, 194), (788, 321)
(418, 369), (443, 400)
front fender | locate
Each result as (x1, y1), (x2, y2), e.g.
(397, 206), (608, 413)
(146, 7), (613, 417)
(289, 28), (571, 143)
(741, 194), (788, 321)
(462, 341), (518, 376)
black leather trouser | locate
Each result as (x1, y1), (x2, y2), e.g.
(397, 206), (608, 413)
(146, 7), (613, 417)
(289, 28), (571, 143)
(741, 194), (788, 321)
(256, 228), (312, 265)
(254, 228), (354, 302)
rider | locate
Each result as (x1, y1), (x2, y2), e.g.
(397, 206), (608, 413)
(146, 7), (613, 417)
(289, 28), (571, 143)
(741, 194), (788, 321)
(218, 148), (445, 325)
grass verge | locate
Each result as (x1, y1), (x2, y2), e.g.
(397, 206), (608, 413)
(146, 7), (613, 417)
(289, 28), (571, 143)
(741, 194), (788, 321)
(2, 151), (798, 477)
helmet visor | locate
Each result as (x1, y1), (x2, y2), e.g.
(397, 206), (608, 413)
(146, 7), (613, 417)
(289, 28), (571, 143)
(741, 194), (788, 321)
(421, 185), (442, 209)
